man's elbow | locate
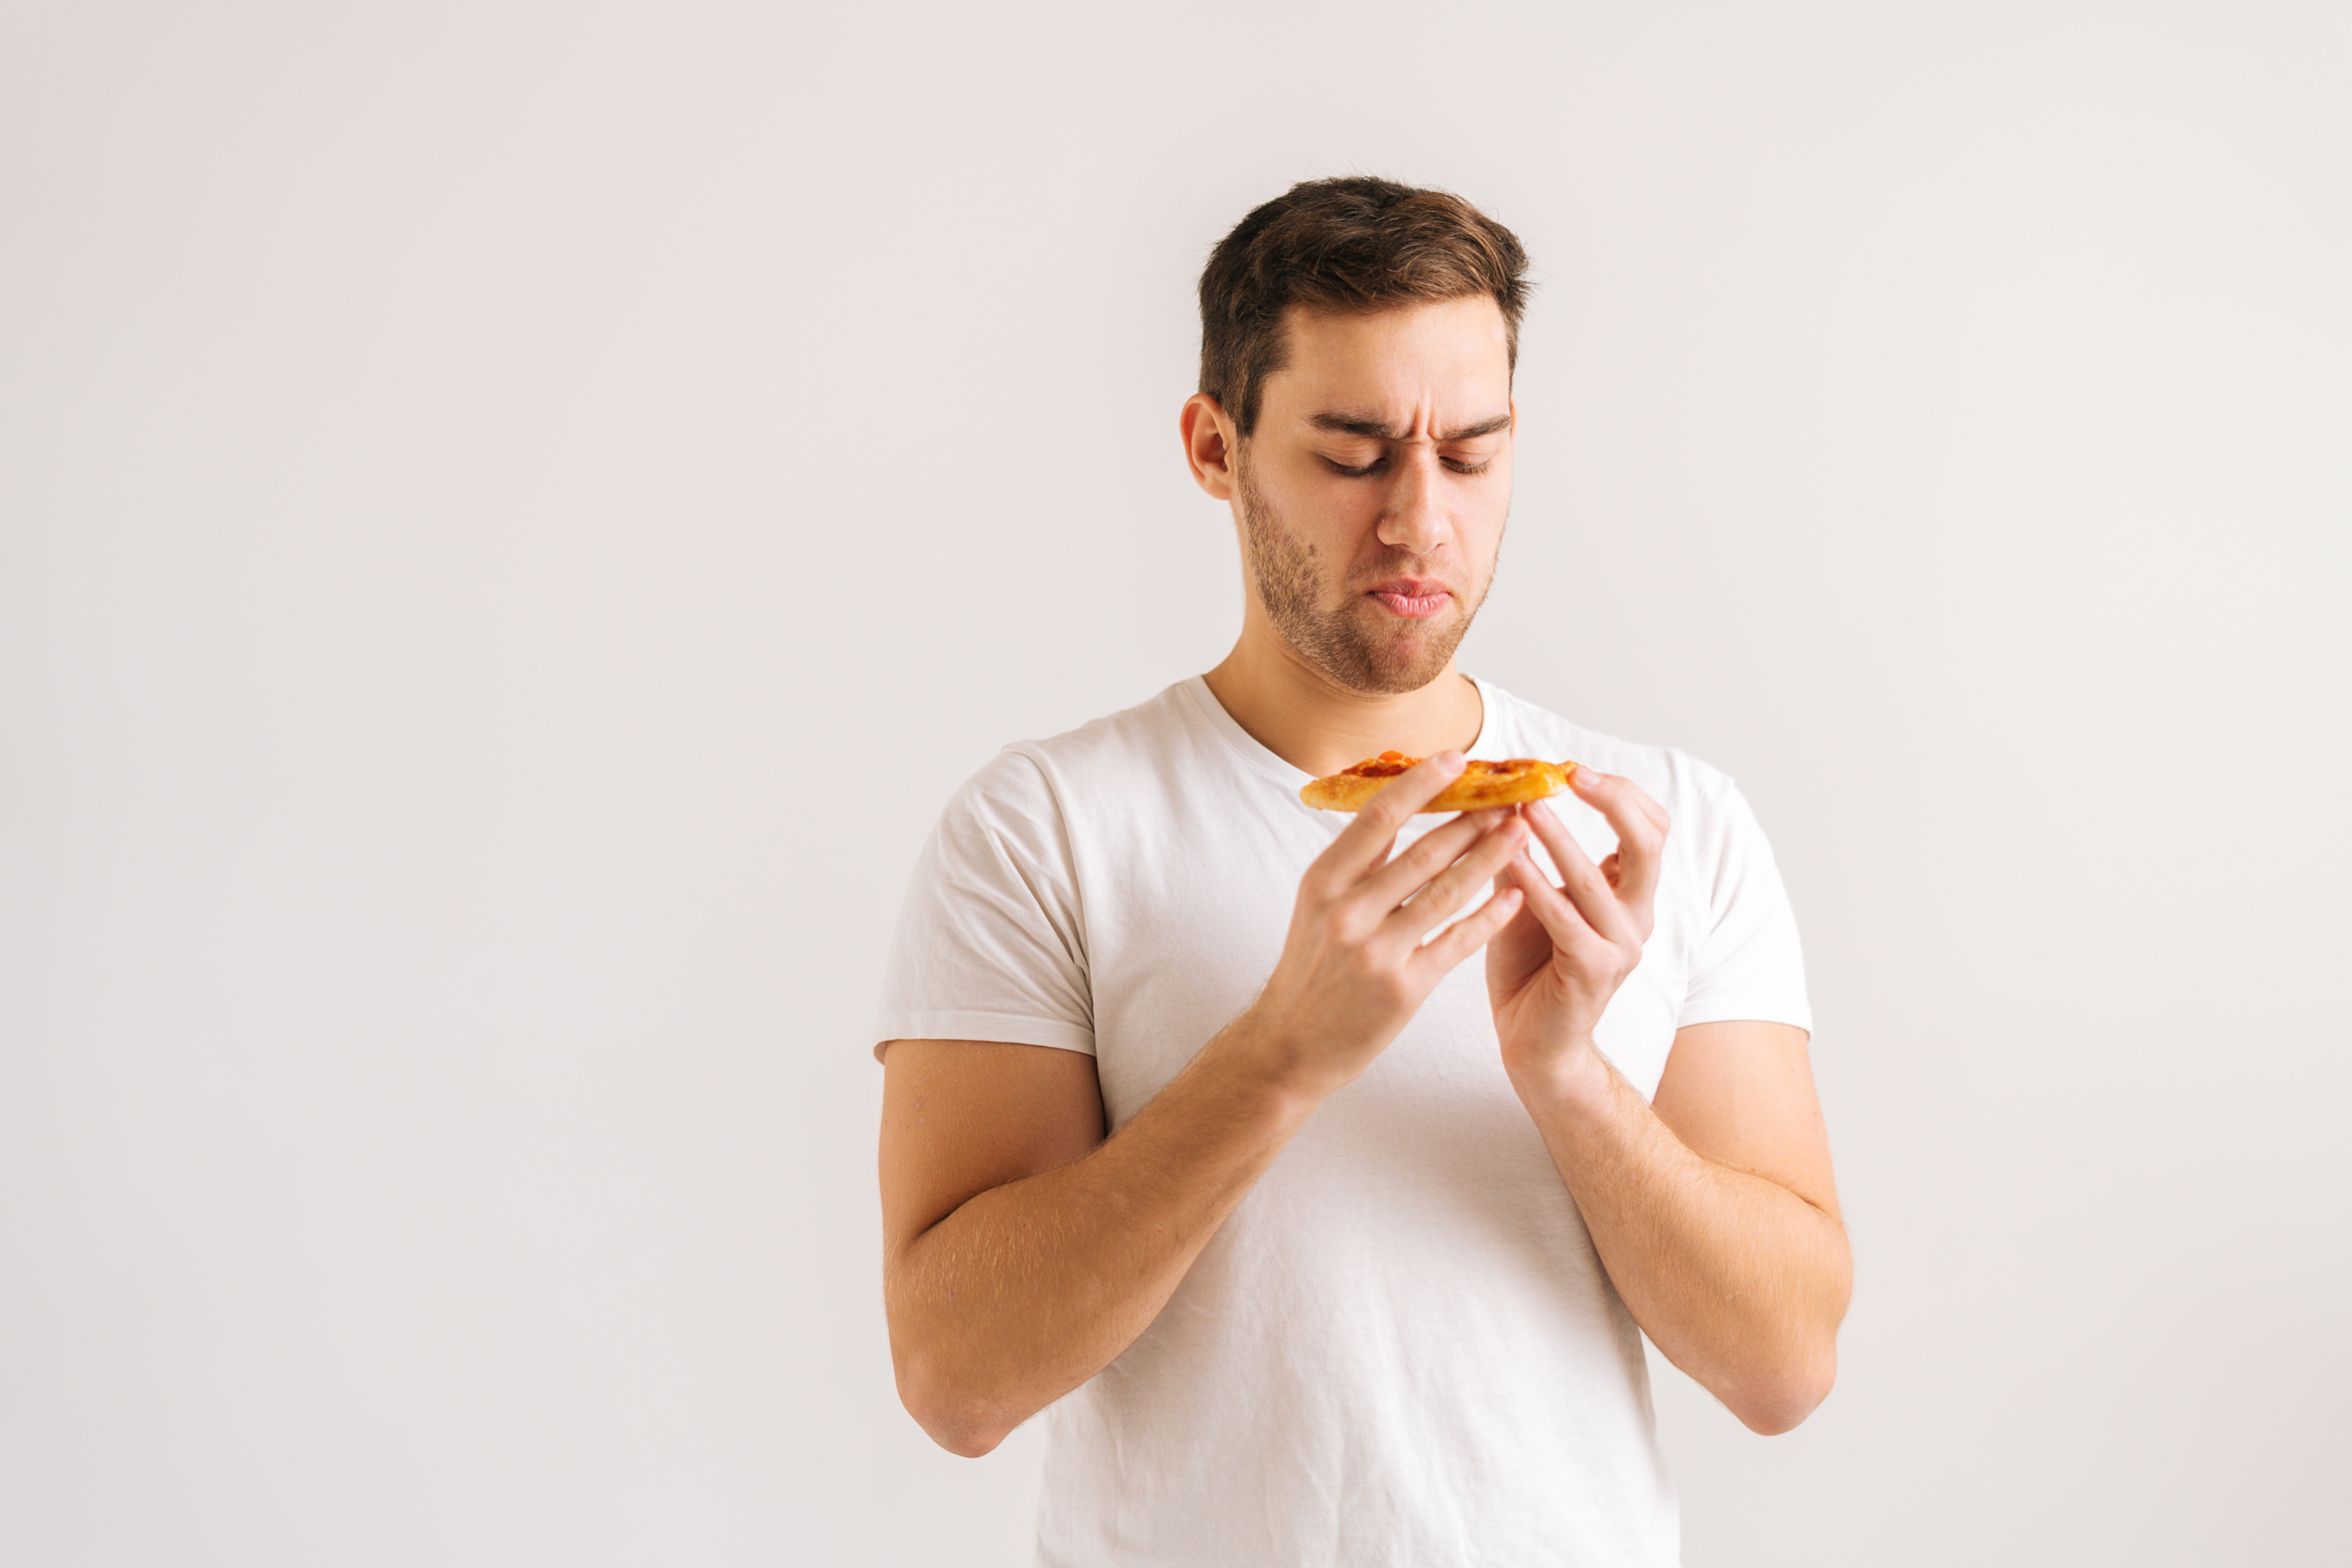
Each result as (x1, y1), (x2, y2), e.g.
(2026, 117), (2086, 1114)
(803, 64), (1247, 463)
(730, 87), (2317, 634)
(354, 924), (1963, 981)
(919, 1414), (1010, 1461)
(894, 1349), (1017, 1458)
(1728, 1344), (1838, 1436)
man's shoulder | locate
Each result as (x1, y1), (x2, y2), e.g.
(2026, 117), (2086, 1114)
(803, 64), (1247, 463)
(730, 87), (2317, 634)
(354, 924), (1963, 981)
(943, 679), (1221, 817)
(1008, 679), (1209, 769)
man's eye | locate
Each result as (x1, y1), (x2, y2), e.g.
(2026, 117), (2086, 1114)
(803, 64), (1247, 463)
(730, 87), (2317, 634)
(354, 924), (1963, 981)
(1444, 457), (1495, 475)
(1325, 456), (1385, 478)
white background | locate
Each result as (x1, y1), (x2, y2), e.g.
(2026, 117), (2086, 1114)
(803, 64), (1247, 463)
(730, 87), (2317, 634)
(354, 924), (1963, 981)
(4, 2), (2347, 1563)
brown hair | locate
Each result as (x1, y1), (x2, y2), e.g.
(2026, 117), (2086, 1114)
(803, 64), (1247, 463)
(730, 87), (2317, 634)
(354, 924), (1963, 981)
(1198, 176), (1532, 437)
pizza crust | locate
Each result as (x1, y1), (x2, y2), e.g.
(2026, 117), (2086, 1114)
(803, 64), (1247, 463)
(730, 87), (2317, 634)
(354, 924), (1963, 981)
(1299, 752), (1579, 814)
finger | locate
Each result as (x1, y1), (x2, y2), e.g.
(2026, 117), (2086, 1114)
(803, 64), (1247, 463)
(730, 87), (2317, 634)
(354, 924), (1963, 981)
(1360, 807), (1510, 910)
(1316, 751), (1468, 883)
(1564, 770), (1668, 911)
(1385, 813), (1528, 942)
(1518, 801), (1638, 944)
(1494, 845), (1604, 954)
(1572, 763), (1668, 836)
(1413, 884), (1524, 976)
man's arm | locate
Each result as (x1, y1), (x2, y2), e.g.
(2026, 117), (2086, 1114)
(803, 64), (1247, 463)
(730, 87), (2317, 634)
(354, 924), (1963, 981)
(1488, 777), (1850, 1434)
(879, 1031), (1310, 1456)
(1514, 1020), (1848, 1434)
(879, 756), (1530, 1457)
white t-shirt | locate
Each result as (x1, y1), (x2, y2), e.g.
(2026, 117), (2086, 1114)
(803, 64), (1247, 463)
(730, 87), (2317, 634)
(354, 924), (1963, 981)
(875, 675), (1810, 1568)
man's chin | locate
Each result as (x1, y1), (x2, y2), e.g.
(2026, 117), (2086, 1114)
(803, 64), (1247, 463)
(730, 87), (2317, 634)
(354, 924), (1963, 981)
(1352, 659), (1455, 696)
(1326, 621), (1466, 695)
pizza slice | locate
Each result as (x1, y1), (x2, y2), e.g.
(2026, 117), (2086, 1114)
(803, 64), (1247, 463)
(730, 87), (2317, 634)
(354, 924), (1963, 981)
(1299, 751), (1580, 814)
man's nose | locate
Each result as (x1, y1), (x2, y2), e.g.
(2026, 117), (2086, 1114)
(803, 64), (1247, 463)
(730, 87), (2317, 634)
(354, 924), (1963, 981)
(1376, 449), (1447, 556)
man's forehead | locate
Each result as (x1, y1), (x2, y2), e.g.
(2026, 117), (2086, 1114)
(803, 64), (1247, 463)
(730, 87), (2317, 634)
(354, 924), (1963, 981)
(1265, 296), (1512, 420)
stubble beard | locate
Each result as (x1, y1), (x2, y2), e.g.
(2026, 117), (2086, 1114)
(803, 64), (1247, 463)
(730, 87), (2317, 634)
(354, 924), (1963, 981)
(1235, 457), (1495, 696)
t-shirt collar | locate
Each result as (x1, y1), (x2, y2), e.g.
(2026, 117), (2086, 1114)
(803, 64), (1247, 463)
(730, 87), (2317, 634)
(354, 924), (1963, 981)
(1177, 672), (1514, 788)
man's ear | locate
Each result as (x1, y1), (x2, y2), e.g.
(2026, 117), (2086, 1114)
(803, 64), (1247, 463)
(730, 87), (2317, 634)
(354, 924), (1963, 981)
(1180, 393), (1238, 501)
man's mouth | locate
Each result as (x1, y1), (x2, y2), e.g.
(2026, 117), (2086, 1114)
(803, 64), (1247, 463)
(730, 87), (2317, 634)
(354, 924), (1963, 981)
(1365, 578), (1453, 618)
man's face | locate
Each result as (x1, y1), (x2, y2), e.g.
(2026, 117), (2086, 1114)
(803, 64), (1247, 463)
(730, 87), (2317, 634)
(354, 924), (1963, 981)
(1233, 295), (1515, 695)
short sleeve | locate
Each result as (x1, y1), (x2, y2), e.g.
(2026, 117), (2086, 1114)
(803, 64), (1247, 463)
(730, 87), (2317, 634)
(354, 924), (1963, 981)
(872, 749), (1095, 1060)
(1675, 780), (1813, 1034)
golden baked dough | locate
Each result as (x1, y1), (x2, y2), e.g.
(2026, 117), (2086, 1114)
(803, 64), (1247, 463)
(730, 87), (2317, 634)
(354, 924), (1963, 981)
(1299, 751), (1579, 814)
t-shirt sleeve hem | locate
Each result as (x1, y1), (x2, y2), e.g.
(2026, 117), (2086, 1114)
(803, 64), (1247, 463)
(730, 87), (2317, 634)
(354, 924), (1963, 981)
(872, 1010), (1098, 1062)
(1674, 995), (1814, 1034)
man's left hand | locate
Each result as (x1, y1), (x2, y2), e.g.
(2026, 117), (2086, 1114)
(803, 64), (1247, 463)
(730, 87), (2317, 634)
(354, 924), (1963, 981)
(1485, 769), (1669, 1085)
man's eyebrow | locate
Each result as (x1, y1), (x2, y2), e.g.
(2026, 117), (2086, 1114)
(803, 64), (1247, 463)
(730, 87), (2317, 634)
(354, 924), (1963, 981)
(1307, 412), (1515, 441)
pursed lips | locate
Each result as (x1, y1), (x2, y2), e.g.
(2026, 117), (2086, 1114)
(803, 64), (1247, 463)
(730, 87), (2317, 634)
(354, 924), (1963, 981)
(1364, 577), (1453, 618)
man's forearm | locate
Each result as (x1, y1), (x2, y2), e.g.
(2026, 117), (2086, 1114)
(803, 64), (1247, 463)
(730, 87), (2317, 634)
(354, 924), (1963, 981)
(1514, 1048), (1852, 1434)
(886, 1020), (1316, 1457)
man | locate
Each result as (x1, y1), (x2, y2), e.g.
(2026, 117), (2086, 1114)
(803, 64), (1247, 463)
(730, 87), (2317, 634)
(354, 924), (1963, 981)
(873, 176), (1848, 1566)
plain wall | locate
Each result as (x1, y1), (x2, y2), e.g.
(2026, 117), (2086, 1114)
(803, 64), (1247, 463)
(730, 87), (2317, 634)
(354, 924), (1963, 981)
(4, 2), (2345, 1563)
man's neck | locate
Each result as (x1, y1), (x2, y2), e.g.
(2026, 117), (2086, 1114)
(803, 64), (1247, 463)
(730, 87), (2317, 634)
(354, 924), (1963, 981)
(1201, 628), (1485, 780)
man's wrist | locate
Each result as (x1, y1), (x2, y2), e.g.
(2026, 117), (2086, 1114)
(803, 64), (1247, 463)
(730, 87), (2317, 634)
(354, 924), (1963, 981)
(1199, 1006), (1343, 1124)
(1505, 1035), (1617, 1119)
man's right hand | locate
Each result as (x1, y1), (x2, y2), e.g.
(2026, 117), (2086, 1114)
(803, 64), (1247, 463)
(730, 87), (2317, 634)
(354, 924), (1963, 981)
(1236, 751), (1529, 1098)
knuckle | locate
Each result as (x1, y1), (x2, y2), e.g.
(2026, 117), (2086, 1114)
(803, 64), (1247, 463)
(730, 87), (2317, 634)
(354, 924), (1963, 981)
(1395, 836), (1442, 875)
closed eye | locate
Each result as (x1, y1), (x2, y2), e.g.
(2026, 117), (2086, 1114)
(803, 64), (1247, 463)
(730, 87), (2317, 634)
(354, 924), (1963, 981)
(1323, 452), (1498, 478)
